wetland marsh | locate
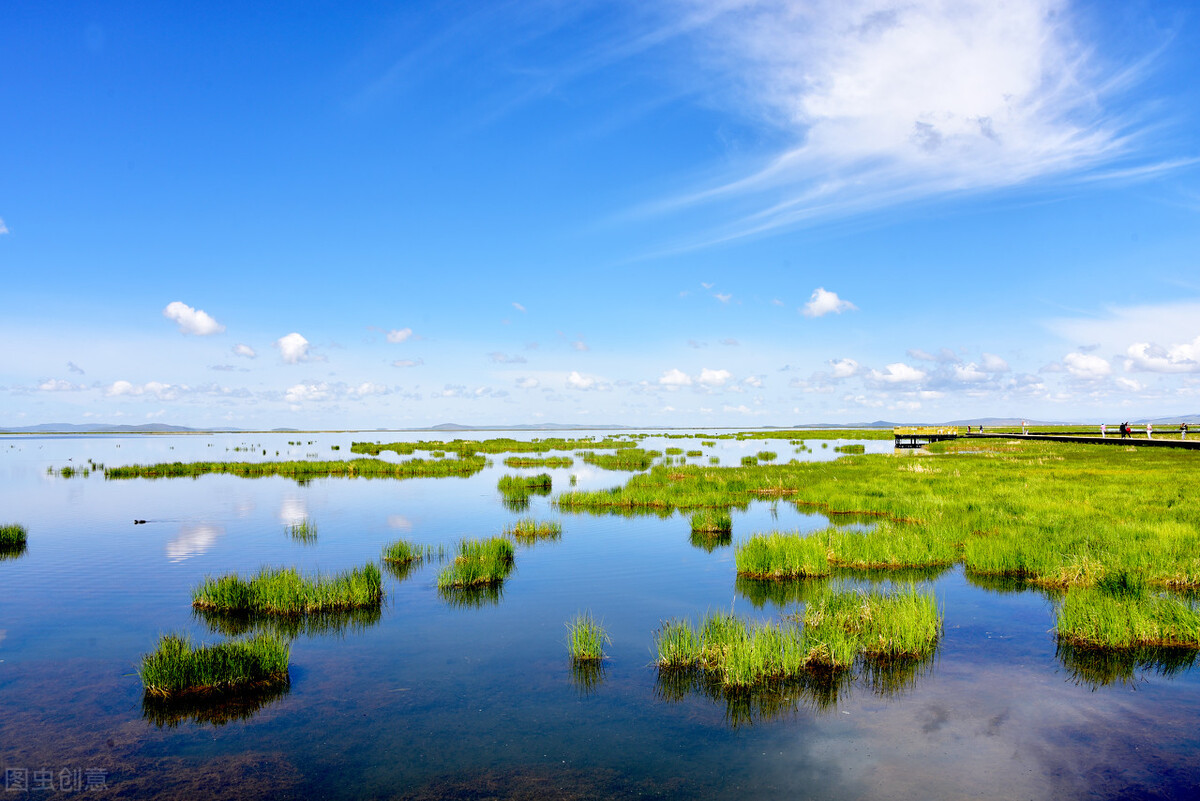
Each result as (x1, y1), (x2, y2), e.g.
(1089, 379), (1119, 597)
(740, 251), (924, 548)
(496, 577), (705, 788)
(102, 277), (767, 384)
(2, 428), (1200, 799)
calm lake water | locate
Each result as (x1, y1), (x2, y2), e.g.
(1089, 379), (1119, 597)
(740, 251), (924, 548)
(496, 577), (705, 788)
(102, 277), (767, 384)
(1, 431), (1198, 799)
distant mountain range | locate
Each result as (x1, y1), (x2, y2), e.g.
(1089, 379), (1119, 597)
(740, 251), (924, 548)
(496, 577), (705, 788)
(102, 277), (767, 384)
(4, 415), (1199, 434)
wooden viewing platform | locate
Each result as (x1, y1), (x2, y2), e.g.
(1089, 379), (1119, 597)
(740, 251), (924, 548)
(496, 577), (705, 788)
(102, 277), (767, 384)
(893, 426), (960, 448)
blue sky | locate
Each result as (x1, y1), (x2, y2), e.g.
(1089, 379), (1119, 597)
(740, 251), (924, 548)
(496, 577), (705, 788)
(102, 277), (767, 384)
(3, 0), (1200, 428)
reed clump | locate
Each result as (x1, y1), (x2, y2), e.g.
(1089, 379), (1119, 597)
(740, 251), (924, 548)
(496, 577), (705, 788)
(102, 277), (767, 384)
(503, 456), (574, 469)
(736, 532), (831, 578)
(437, 537), (515, 589)
(690, 510), (732, 534)
(834, 444), (866, 454)
(497, 473), (552, 494)
(139, 633), (290, 697)
(105, 456), (487, 482)
(655, 587), (940, 687)
(580, 449), (659, 471)
(0, 523), (27, 547)
(382, 539), (443, 564)
(287, 519), (317, 543)
(192, 564), (383, 614)
(566, 612), (609, 662)
(504, 518), (562, 543)
(1056, 584), (1200, 649)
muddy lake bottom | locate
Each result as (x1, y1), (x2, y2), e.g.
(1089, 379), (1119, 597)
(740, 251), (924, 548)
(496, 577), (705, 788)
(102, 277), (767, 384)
(2, 431), (1199, 799)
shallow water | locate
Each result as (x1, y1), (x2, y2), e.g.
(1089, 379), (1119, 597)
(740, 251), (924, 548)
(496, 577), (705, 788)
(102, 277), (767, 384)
(1, 431), (1198, 799)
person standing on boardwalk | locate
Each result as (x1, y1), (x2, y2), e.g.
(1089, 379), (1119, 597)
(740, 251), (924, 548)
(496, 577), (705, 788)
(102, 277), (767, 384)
(1182, 422), (1189, 440)
(1147, 422), (1153, 439)
(1022, 420), (1028, 435)
(1121, 421), (1129, 439)
(1101, 423), (1107, 438)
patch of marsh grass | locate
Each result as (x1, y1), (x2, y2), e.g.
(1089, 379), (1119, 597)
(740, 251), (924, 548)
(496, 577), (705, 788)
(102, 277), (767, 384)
(503, 456), (574, 469)
(0, 523), (27, 547)
(834, 444), (866, 454)
(106, 456), (487, 482)
(139, 633), (290, 698)
(736, 532), (830, 579)
(580, 449), (659, 471)
(504, 518), (562, 543)
(193, 564), (383, 615)
(287, 518), (317, 543)
(437, 537), (515, 589)
(382, 539), (443, 564)
(566, 612), (609, 662)
(1056, 586), (1200, 649)
(690, 509), (732, 534)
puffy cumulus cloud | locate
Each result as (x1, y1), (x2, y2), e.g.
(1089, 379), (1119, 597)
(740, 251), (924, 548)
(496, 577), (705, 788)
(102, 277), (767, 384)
(163, 301), (225, 336)
(285, 382), (331, 403)
(275, 332), (311, 364)
(392, 358), (423, 368)
(658, 368), (693, 387)
(802, 288), (857, 318)
(1063, 352), (1113, 379)
(953, 363), (988, 382)
(559, 371), (604, 390)
(233, 343), (257, 359)
(743, 375), (763, 388)
(981, 353), (1010, 372)
(1125, 337), (1200, 373)
(490, 352), (527, 364)
(869, 363), (926, 383)
(829, 357), (859, 378)
(386, 328), (413, 343)
(698, 368), (731, 387)
(347, 382), (389, 399)
(38, 379), (86, 392)
(919, 390), (945, 399)
(516, 377), (539, 389)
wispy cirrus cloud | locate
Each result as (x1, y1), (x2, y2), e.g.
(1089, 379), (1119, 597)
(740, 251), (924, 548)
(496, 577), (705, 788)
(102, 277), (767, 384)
(650, 0), (1171, 243)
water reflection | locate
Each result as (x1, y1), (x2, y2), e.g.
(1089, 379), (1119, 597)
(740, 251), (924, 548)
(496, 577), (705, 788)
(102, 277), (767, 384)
(1056, 641), (1199, 689)
(568, 660), (606, 696)
(656, 652), (939, 726)
(736, 576), (829, 608)
(0, 542), (27, 561)
(142, 681), (290, 728)
(278, 497), (307, 527)
(194, 607), (382, 639)
(438, 583), (505, 609)
(166, 524), (224, 563)
(964, 571), (1065, 600)
(689, 529), (732, 552)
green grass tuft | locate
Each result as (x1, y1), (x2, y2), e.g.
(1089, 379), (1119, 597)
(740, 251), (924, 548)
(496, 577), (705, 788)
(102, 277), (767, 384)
(139, 633), (290, 697)
(566, 612), (609, 662)
(193, 564), (383, 615)
(0, 523), (28, 546)
(504, 518), (563, 543)
(437, 537), (515, 588)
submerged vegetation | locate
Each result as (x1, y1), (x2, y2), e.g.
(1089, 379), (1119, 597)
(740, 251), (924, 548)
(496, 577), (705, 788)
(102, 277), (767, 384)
(193, 564), (383, 614)
(105, 456), (487, 482)
(139, 633), (290, 698)
(287, 518), (317, 543)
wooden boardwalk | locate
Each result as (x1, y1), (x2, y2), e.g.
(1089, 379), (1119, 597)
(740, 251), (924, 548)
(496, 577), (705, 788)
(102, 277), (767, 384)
(964, 432), (1200, 450)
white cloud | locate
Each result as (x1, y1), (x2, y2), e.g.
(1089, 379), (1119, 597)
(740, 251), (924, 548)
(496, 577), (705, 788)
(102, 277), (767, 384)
(981, 353), (1010, 372)
(1063, 352), (1113, 379)
(801, 288), (856, 318)
(38, 379), (85, 392)
(1125, 337), (1200, 373)
(667, 0), (1161, 240)
(1115, 377), (1144, 391)
(105, 380), (180, 400)
(699, 367), (732, 387)
(714, 293), (733, 303)
(572, 338), (589, 352)
(163, 301), (225, 336)
(512, 302), (527, 313)
(275, 332), (311, 364)
(489, 352), (527, 364)
(516, 377), (539, 389)
(829, 357), (859, 378)
(348, 382), (389, 398)
(386, 328), (413, 343)
(392, 358), (423, 368)
(285, 382), (331, 403)
(566, 371), (596, 390)
(0, 217), (8, 234)
(953, 363), (988, 382)
(869, 362), (926, 383)
(233, 343), (257, 359)
(659, 368), (693, 387)
(743, 375), (763, 388)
